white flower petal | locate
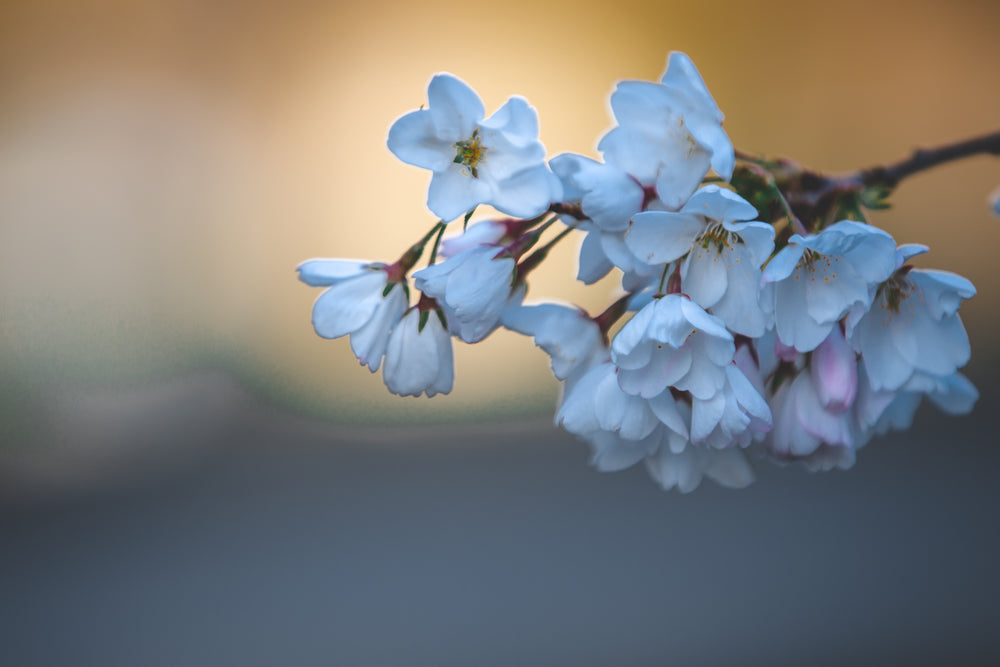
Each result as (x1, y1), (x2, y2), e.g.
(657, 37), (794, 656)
(427, 167), (492, 222)
(647, 391), (689, 438)
(760, 244), (806, 284)
(925, 372), (978, 415)
(659, 52), (722, 122)
(626, 211), (704, 264)
(588, 430), (660, 472)
(910, 270), (976, 320)
(386, 110), (454, 171)
(311, 271), (387, 340)
(383, 309), (454, 397)
(703, 447), (755, 489)
(691, 393), (726, 443)
(654, 141), (712, 211)
(681, 247), (729, 309)
(490, 164), (561, 219)
(728, 221), (775, 267)
(726, 364), (772, 426)
(707, 251), (767, 337)
(576, 227), (615, 284)
(427, 73), (484, 140)
(348, 282), (408, 371)
(680, 185), (756, 224)
(480, 95), (540, 145)
(297, 259), (370, 287)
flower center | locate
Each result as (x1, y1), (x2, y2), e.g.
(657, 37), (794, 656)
(877, 270), (914, 313)
(453, 129), (487, 178)
(797, 248), (821, 269)
(696, 223), (743, 253)
(793, 248), (841, 283)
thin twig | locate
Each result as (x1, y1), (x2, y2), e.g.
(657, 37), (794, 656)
(858, 129), (1000, 188)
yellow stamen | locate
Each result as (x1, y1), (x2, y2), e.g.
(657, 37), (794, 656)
(453, 129), (487, 178)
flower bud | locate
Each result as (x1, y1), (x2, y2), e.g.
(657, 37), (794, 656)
(809, 327), (857, 413)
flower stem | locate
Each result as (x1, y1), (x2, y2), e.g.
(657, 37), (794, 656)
(548, 202), (586, 221)
(656, 263), (671, 294)
(513, 220), (576, 279)
(387, 221), (446, 281)
(664, 263), (683, 296)
(593, 292), (631, 341)
(426, 221), (448, 266)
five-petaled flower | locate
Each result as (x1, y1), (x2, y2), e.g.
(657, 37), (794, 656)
(387, 73), (562, 222)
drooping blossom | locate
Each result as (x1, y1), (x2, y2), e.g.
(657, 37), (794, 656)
(383, 306), (454, 398)
(763, 327), (862, 470)
(502, 302), (608, 387)
(575, 221), (661, 290)
(557, 362), (684, 474)
(413, 245), (516, 344)
(611, 294), (771, 449)
(855, 368), (979, 446)
(847, 245), (975, 391)
(549, 153), (645, 233)
(645, 437), (756, 492)
(611, 294), (735, 401)
(557, 362), (756, 491)
(760, 220), (897, 352)
(297, 259), (408, 371)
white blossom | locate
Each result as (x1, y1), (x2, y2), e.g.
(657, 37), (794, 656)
(502, 302), (608, 387)
(413, 245), (515, 344)
(387, 73), (562, 222)
(557, 362), (664, 467)
(598, 52), (734, 210)
(297, 259), (408, 371)
(557, 362), (689, 477)
(856, 368), (979, 444)
(438, 220), (509, 258)
(611, 294), (734, 401)
(645, 440), (755, 492)
(383, 308), (454, 398)
(766, 367), (857, 461)
(760, 220), (897, 352)
(549, 153), (645, 232)
(626, 185), (774, 336)
(848, 260), (975, 392)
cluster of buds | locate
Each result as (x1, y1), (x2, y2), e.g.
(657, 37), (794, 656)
(299, 53), (984, 492)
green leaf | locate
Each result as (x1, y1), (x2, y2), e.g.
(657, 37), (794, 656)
(860, 185), (893, 210)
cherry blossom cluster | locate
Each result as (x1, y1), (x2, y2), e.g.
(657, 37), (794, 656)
(298, 53), (979, 492)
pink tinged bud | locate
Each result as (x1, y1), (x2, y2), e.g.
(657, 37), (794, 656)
(810, 328), (857, 413)
(439, 220), (507, 258)
(775, 338), (798, 363)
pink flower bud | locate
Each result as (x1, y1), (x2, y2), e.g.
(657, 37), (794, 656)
(810, 327), (857, 413)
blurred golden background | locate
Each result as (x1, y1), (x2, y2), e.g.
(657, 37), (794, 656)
(2, 0), (998, 430)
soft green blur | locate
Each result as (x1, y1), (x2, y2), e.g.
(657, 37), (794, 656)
(1, 0), (998, 429)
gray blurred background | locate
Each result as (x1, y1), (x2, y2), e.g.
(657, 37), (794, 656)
(1, 1), (998, 664)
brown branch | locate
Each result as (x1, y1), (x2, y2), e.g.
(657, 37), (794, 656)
(739, 128), (1000, 232)
(858, 129), (1000, 189)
